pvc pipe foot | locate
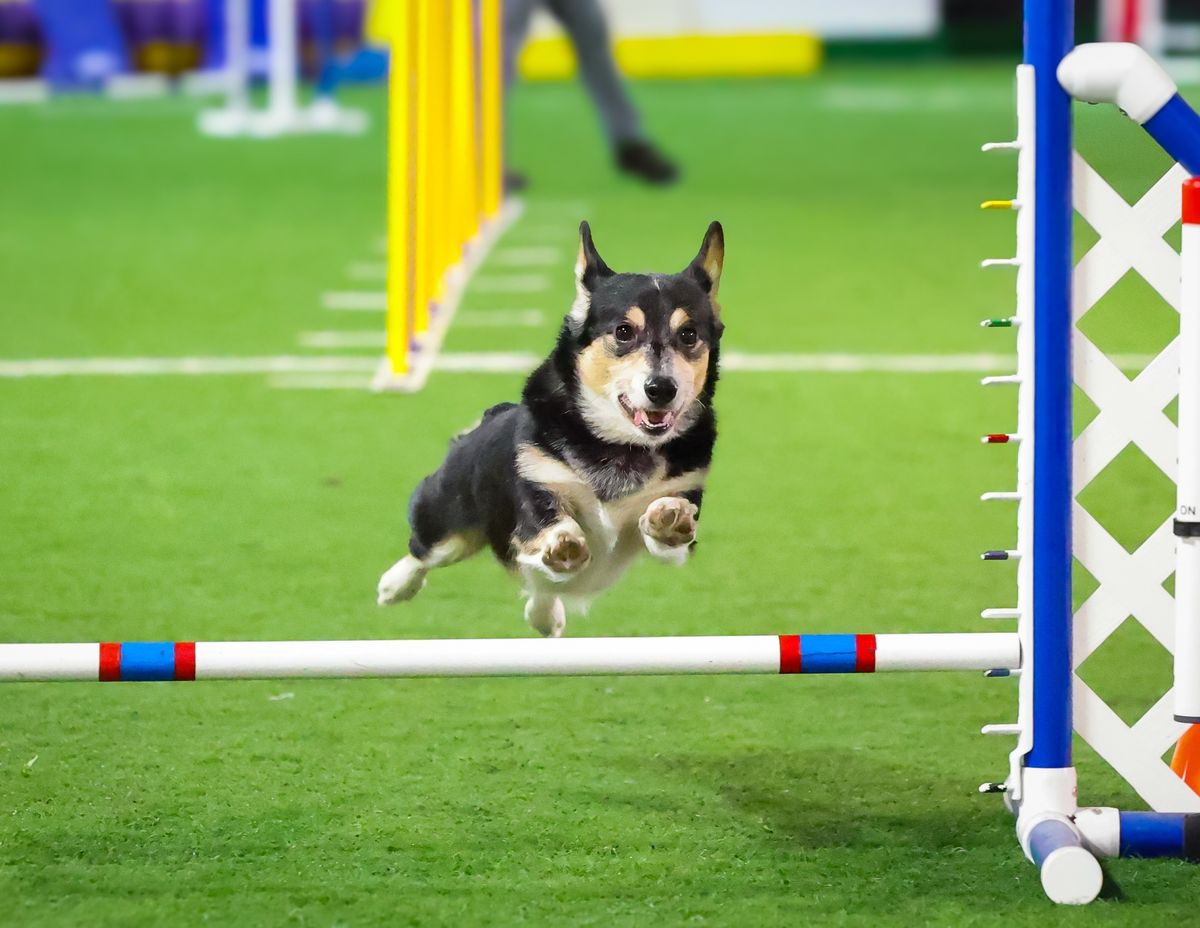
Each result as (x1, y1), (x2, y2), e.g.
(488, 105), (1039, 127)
(1028, 818), (1104, 905)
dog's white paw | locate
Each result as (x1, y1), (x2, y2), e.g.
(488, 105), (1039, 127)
(377, 556), (427, 605)
(525, 596), (566, 638)
(639, 497), (697, 562)
(518, 521), (591, 582)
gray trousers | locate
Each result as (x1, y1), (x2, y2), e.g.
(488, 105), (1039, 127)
(503, 0), (643, 143)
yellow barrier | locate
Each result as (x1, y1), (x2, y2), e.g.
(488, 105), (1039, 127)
(519, 32), (822, 81)
(381, 0), (505, 389)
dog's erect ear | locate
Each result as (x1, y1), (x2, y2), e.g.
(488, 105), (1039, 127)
(569, 221), (613, 330)
(683, 221), (724, 297)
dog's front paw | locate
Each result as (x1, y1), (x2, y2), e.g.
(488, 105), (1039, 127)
(518, 520), (591, 581)
(640, 497), (698, 547)
(541, 523), (591, 576)
(640, 497), (697, 563)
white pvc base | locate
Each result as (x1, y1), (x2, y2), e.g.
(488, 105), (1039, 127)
(1020, 810), (1105, 906)
(1041, 846), (1105, 905)
(197, 99), (368, 139)
(0, 79), (50, 105)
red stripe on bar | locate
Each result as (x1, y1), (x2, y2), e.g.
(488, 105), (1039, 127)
(855, 635), (877, 673)
(1121, 0), (1139, 44)
(779, 635), (801, 674)
(1185, 178), (1200, 225)
(984, 434), (1010, 444)
(99, 642), (121, 682)
(174, 642), (196, 681)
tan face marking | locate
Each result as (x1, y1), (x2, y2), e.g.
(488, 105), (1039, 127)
(678, 346), (710, 398)
(626, 307), (645, 329)
(578, 340), (652, 398)
(666, 309), (708, 397)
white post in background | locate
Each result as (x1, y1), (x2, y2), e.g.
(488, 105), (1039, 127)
(1176, 177), (1200, 724)
(198, 0), (252, 135)
(226, 0), (250, 115)
(198, 0), (366, 138)
(265, 0), (299, 132)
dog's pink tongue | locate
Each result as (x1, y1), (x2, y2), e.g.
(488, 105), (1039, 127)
(635, 409), (673, 430)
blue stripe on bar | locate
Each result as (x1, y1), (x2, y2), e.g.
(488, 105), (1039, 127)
(1119, 811), (1187, 859)
(799, 635), (858, 674)
(119, 642), (176, 682)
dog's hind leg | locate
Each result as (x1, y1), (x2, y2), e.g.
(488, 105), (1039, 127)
(377, 533), (482, 606)
(524, 594), (566, 638)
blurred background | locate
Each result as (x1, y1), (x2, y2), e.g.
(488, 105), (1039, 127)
(9, 2), (1200, 97)
(2, 2), (1199, 923)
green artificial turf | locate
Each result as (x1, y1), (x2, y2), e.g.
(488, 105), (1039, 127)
(0, 64), (1196, 924)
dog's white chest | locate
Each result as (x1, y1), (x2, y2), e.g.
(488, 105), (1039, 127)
(515, 443), (707, 602)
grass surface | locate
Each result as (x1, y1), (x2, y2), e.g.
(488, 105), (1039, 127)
(0, 63), (1196, 924)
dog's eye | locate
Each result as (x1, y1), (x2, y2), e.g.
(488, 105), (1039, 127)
(678, 326), (699, 347)
(614, 323), (636, 343)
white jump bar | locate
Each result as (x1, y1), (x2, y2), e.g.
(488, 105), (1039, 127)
(0, 633), (1020, 682)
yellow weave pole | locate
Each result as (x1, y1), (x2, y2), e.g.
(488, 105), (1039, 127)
(450, 0), (479, 248)
(385, 0), (416, 376)
(413, 0), (440, 336)
(428, 2), (454, 314)
(479, 0), (503, 218)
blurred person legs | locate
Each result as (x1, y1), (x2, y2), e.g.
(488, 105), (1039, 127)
(503, 0), (678, 187)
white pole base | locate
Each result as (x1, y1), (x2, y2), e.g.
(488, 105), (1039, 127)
(198, 102), (368, 139)
(1041, 844), (1105, 905)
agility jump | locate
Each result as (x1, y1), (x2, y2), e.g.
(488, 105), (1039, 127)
(0, 634), (1018, 681)
(4, 0), (1200, 908)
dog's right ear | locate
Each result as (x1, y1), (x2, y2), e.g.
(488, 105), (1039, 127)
(569, 221), (613, 331)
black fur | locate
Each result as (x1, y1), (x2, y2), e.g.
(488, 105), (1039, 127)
(404, 222), (723, 565)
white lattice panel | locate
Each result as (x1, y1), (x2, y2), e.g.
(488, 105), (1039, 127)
(1071, 154), (1200, 812)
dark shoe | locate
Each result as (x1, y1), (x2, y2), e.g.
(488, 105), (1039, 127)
(615, 140), (679, 185)
(504, 169), (528, 194)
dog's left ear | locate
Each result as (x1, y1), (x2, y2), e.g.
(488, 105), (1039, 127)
(683, 221), (724, 297)
(569, 221), (613, 331)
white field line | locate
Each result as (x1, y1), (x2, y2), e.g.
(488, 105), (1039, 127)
(0, 353), (1157, 381)
(505, 225), (570, 241)
(299, 331), (386, 349)
(490, 247), (562, 267)
(321, 290), (387, 311)
(299, 311), (546, 349)
(0, 356), (379, 378)
(471, 274), (551, 293)
(458, 309), (547, 327)
(723, 352), (1008, 373)
(434, 352), (540, 372)
(346, 261), (387, 281)
(270, 373), (373, 390)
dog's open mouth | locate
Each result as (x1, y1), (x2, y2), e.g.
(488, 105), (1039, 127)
(619, 394), (675, 435)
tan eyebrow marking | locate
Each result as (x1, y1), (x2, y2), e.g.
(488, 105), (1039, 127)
(670, 308), (691, 331)
(626, 307), (645, 328)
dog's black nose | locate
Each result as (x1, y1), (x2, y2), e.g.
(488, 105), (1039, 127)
(644, 376), (677, 406)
